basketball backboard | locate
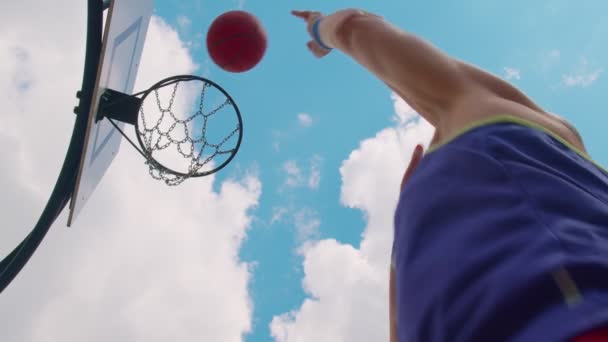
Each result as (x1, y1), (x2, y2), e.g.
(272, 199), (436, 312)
(68, 0), (153, 226)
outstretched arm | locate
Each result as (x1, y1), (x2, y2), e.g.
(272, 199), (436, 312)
(291, 9), (578, 146)
(293, 9), (474, 127)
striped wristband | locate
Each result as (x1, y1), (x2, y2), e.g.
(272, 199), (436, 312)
(311, 17), (333, 50)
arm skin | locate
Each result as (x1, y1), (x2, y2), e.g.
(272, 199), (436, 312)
(317, 9), (469, 127)
(315, 9), (586, 151)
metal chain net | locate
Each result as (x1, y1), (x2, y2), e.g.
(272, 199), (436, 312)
(137, 80), (240, 186)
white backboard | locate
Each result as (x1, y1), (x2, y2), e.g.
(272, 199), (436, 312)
(68, 0), (153, 226)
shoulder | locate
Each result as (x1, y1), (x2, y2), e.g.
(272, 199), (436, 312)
(438, 62), (586, 152)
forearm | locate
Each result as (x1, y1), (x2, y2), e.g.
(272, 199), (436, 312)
(316, 9), (379, 49)
(318, 9), (468, 125)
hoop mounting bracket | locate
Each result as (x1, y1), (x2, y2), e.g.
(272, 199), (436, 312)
(97, 89), (141, 125)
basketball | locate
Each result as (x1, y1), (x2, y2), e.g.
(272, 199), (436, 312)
(206, 11), (267, 73)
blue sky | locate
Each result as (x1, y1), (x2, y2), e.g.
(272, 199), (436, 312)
(1, 1), (607, 341)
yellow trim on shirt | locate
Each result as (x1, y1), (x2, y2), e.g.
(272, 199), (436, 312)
(425, 115), (607, 174)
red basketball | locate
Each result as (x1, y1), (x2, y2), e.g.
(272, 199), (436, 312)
(206, 11), (267, 73)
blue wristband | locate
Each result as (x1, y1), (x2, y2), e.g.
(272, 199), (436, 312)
(311, 18), (333, 50)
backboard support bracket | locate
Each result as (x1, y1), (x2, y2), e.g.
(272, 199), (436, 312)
(97, 89), (141, 125)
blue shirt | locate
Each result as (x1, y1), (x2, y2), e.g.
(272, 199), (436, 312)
(392, 116), (608, 342)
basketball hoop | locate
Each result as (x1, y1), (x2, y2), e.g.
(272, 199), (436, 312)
(98, 75), (243, 186)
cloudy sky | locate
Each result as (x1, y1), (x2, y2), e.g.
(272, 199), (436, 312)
(1, 0), (607, 341)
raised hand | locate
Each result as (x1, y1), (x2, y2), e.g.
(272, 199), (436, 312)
(291, 10), (333, 58)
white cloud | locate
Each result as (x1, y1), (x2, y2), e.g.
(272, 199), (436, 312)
(561, 57), (603, 87)
(283, 160), (304, 188)
(562, 69), (603, 87)
(297, 113), (313, 127)
(272, 130), (286, 152)
(270, 206), (289, 225)
(282, 156), (322, 190)
(307, 155), (322, 190)
(273, 113), (315, 153)
(176, 15), (191, 33)
(503, 67), (521, 80)
(293, 208), (321, 242)
(0, 4), (258, 342)
(270, 94), (435, 342)
(390, 92), (417, 125)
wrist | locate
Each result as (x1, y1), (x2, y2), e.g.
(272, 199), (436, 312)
(311, 17), (333, 50)
(315, 9), (371, 50)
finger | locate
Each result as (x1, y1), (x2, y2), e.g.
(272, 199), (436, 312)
(307, 41), (328, 56)
(400, 144), (424, 190)
(313, 47), (331, 58)
(306, 41), (315, 54)
(292, 10), (323, 26)
(291, 10), (311, 20)
(305, 41), (331, 58)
